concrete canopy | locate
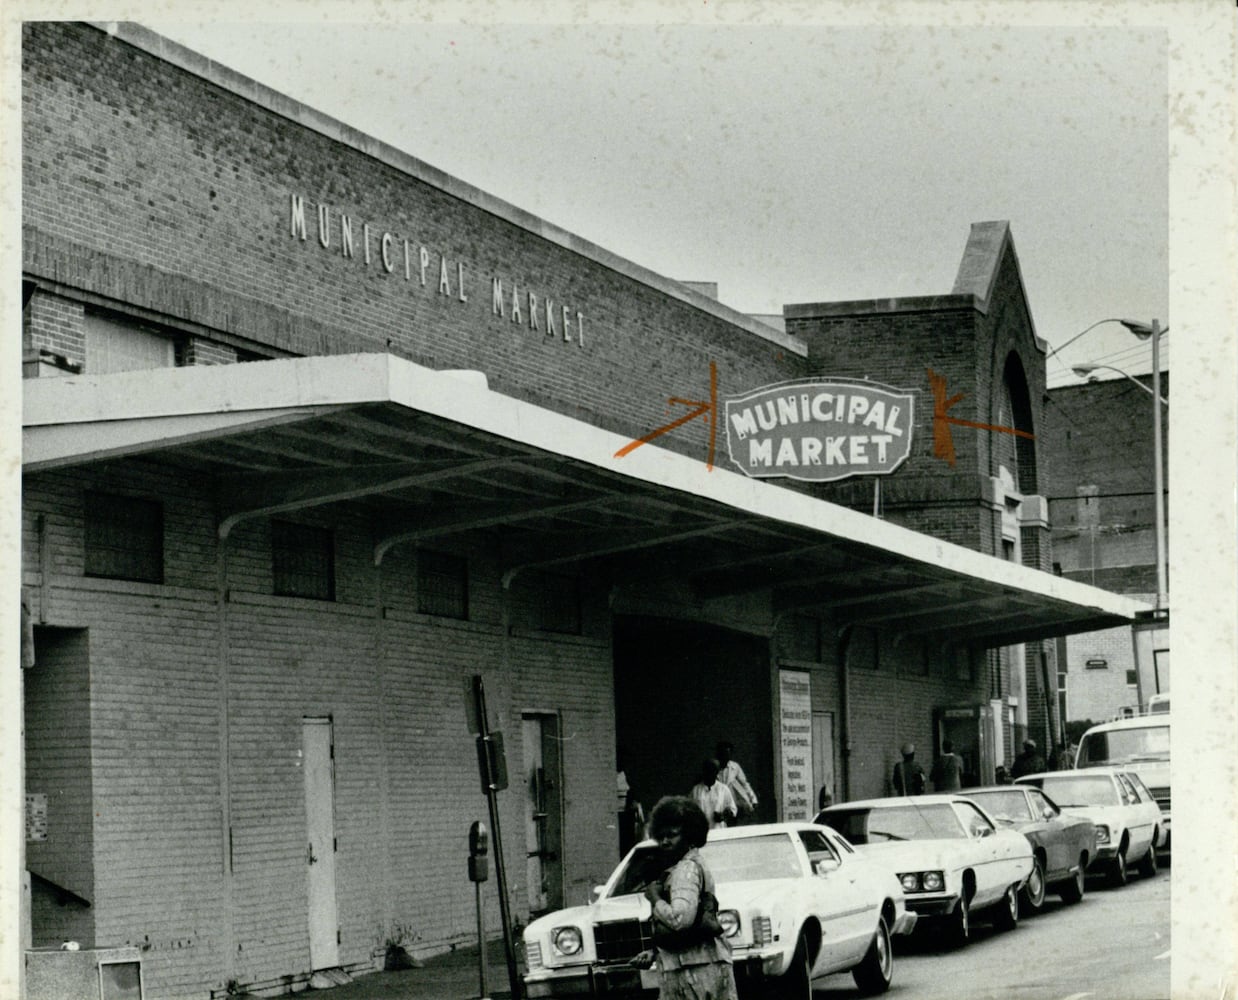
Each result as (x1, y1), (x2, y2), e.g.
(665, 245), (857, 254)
(23, 352), (1146, 647)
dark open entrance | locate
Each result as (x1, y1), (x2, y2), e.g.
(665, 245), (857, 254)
(613, 617), (773, 828)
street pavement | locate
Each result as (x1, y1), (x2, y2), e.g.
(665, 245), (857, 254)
(302, 864), (1169, 1000)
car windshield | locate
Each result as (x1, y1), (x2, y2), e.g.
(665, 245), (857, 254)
(967, 790), (1032, 822)
(1077, 725), (1169, 766)
(1033, 774), (1120, 807)
(818, 804), (965, 844)
(606, 834), (802, 897)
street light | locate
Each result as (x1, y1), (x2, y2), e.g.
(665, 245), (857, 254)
(1071, 364), (1169, 406)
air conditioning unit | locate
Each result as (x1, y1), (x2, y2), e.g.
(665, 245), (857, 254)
(26, 945), (145, 1000)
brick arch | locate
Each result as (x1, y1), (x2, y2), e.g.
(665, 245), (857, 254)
(995, 351), (1038, 496)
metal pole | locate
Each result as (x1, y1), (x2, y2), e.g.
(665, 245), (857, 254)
(1150, 320), (1168, 610)
(475, 879), (489, 1000)
(474, 677), (523, 1000)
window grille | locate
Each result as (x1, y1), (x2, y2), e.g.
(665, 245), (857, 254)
(418, 550), (468, 619)
(272, 520), (335, 600)
(84, 492), (164, 583)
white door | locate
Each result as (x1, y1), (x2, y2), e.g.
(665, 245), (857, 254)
(303, 717), (339, 970)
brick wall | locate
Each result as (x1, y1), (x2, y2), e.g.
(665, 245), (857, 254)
(22, 22), (804, 471)
(23, 290), (85, 366)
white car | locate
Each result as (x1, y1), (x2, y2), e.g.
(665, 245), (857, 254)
(522, 822), (917, 998)
(815, 795), (1033, 948)
(1015, 768), (1165, 886)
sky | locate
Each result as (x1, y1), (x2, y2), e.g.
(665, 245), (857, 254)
(140, 8), (1171, 389)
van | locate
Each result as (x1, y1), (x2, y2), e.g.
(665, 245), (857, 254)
(1075, 714), (1170, 852)
(1146, 693), (1170, 714)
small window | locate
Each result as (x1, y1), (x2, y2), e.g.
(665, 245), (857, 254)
(537, 573), (581, 635)
(418, 550), (468, 619)
(1125, 669), (1138, 686)
(85, 312), (176, 374)
(85, 492), (164, 583)
(272, 520), (335, 600)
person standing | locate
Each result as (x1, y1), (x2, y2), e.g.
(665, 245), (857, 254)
(891, 742), (926, 796)
(930, 739), (964, 791)
(715, 741), (758, 822)
(690, 758), (738, 829)
(634, 796), (738, 1000)
(1011, 739), (1047, 779)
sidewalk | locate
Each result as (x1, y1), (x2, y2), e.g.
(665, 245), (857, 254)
(308, 940), (517, 1000)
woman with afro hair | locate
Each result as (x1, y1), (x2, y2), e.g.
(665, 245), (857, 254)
(635, 795), (738, 1000)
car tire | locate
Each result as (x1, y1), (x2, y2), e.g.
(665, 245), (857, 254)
(1057, 855), (1086, 904)
(1139, 841), (1159, 878)
(1108, 847), (1128, 888)
(776, 931), (812, 1000)
(1019, 856), (1047, 915)
(946, 892), (970, 949)
(992, 884), (1019, 932)
(851, 917), (893, 996)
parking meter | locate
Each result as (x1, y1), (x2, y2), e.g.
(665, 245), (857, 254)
(468, 821), (490, 882)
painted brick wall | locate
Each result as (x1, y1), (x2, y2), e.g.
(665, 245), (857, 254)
(22, 21), (804, 471)
(22, 460), (618, 997)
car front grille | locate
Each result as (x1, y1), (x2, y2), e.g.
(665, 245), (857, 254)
(593, 919), (653, 965)
(1149, 786), (1170, 813)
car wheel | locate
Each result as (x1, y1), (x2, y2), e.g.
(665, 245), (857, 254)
(1139, 841), (1159, 878)
(1057, 855), (1086, 904)
(851, 916), (893, 996)
(946, 892), (970, 949)
(992, 884), (1019, 932)
(1108, 847), (1128, 888)
(776, 931), (812, 1000)
(1019, 856), (1047, 915)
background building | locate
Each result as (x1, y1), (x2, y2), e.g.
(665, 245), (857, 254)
(1042, 373), (1170, 727)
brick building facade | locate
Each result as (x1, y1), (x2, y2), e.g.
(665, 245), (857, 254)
(19, 22), (1141, 999)
(1041, 374), (1170, 723)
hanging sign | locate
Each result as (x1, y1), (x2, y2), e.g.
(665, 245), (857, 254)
(725, 379), (914, 483)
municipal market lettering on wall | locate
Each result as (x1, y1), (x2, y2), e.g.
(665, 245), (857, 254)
(287, 194), (587, 348)
(725, 379), (915, 483)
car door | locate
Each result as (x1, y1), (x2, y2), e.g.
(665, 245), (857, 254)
(952, 801), (1006, 907)
(798, 829), (868, 969)
(1115, 772), (1155, 858)
(1025, 788), (1072, 879)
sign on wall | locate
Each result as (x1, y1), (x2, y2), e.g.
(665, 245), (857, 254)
(779, 671), (813, 821)
(26, 793), (47, 842)
(725, 379), (914, 482)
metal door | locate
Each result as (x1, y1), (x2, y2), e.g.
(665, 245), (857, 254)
(522, 714), (564, 915)
(302, 717), (339, 970)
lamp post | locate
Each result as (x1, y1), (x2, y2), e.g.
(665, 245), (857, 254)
(1071, 364), (1169, 406)
(1070, 320), (1168, 611)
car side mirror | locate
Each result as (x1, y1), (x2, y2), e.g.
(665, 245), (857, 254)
(813, 858), (840, 876)
(592, 885), (606, 900)
(976, 826), (994, 838)
(1042, 807), (1056, 821)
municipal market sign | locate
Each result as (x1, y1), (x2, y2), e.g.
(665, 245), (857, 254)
(724, 379), (914, 483)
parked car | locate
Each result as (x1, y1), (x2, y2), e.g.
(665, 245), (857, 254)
(522, 822), (916, 999)
(814, 795), (1032, 949)
(1015, 768), (1164, 887)
(1075, 714), (1170, 853)
(964, 785), (1097, 913)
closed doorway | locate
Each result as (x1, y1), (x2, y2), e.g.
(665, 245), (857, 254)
(302, 717), (339, 970)
(522, 713), (564, 916)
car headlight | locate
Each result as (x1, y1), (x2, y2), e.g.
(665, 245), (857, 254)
(718, 910), (741, 938)
(1095, 825), (1110, 845)
(898, 871), (945, 893)
(551, 926), (583, 957)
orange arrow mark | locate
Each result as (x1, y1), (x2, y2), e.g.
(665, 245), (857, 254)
(615, 361), (717, 470)
(929, 368), (1034, 467)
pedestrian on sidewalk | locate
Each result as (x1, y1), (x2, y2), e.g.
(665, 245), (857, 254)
(930, 739), (964, 791)
(891, 742), (926, 796)
(715, 741), (758, 822)
(690, 758), (738, 829)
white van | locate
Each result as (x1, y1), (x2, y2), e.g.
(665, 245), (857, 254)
(1075, 714), (1170, 852)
